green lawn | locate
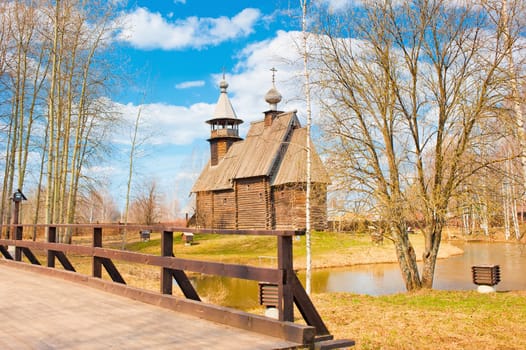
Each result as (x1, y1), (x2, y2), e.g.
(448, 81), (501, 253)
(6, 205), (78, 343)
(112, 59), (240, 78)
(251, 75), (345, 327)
(125, 230), (375, 267)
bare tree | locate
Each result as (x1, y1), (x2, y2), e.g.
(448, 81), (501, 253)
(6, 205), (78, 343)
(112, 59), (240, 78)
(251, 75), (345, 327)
(314, 0), (522, 290)
(129, 179), (162, 225)
(0, 1), (123, 242)
(493, 0), (526, 203)
(122, 101), (144, 248)
(0, 1), (49, 237)
(43, 0), (121, 242)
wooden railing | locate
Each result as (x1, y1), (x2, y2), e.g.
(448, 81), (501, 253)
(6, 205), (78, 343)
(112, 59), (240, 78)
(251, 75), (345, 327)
(0, 224), (333, 346)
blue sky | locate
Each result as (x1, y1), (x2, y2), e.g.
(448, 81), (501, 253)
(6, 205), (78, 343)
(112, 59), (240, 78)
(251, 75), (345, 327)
(105, 0), (349, 216)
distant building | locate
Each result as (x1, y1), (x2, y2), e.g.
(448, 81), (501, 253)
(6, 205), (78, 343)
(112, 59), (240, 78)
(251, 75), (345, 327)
(190, 75), (330, 230)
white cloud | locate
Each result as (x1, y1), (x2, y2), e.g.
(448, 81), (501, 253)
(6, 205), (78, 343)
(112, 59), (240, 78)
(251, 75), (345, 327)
(115, 7), (261, 50)
(113, 101), (212, 146)
(321, 0), (353, 11)
(175, 80), (206, 89)
(227, 30), (310, 125)
(112, 29), (319, 145)
(113, 30), (323, 148)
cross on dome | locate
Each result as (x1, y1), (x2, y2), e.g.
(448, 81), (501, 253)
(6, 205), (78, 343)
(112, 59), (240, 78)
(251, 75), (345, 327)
(265, 67), (282, 110)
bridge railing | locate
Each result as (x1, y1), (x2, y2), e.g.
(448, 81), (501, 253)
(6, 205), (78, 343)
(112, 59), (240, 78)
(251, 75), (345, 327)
(0, 223), (332, 345)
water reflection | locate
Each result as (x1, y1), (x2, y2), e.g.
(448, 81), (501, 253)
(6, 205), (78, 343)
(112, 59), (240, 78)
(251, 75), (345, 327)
(434, 242), (526, 292)
(298, 264), (406, 295)
(186, 242), (526, 309)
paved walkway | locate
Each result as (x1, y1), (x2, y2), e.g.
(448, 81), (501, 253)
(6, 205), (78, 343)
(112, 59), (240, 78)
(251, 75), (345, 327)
(0, 265), (299, 349)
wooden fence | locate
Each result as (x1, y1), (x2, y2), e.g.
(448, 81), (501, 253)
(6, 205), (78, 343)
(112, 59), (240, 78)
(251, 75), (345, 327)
(0, 224), (342, 347)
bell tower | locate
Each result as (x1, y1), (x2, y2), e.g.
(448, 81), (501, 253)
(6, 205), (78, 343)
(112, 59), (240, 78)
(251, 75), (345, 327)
(206, 76), (243, 166)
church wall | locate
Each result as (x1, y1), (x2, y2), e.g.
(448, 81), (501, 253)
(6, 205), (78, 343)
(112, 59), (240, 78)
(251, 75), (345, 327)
(273, 184), (301, 230)
(212, 190), (236, 229)
(273, 183), (328, 231)
(311, 183), (328, 230)
(195, 191), (214, 228)
(236, 177), (270, 229)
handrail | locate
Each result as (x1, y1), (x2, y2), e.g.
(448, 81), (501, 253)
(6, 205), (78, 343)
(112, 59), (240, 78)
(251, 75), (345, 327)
(2, 223), (305, 236)
(0, 223), (329, 344)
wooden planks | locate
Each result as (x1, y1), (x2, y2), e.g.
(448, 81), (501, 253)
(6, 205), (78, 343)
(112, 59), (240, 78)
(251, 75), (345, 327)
(0, 262), (307, 349)
(0, 260), (314, 346)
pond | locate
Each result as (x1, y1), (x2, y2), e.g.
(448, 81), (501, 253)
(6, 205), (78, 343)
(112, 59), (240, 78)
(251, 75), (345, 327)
(306, 242), (526, 295)
(186, 242), (526, 309)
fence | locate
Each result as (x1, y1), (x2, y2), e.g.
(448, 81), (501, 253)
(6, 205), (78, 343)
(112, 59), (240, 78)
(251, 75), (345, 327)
(0, 223), (334, 346)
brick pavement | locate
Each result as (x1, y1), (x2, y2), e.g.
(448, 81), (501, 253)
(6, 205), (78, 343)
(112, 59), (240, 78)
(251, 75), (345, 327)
(0, 264), (300, 349)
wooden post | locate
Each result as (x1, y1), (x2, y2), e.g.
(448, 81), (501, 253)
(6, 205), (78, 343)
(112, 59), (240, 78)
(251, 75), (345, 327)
(47, 226), (56, 268)
(161, 230), (173, 295)
(92, 227), (102, 278)
(13, 200), (22, 261)
(278, 235), (294, 322)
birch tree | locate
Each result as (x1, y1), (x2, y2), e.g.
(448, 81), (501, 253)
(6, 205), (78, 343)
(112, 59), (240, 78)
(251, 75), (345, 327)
(0, 1), (48, 236)
(300, 0), (314, 295)
(492, 0), (526, 203)
(314, 0), (523, 290)
(122, 103), (143, 249)
(0, 0), (122, 242)
(44, 0), (118, 242)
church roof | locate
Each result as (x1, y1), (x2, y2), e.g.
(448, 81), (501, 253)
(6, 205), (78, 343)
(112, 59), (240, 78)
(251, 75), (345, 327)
(272, 127), (331, 185)
(191, 111), (330, 192)
(209, 78), (238, 121)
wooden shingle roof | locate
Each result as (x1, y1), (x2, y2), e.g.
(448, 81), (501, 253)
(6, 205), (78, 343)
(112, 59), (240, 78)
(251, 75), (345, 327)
(191, 111), (330, 192)
(271, 127), (331, 186)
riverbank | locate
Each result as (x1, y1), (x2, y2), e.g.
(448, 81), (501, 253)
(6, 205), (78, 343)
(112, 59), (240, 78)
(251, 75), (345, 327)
(124, 230), (465, 270)
(291, 232), (464, 270)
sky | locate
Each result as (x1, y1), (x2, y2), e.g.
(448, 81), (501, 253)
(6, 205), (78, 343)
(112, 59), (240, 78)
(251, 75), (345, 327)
(106, 0), (349, 216)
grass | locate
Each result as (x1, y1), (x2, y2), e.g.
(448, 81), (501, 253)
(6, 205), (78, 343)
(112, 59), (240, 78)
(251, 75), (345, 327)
(124, 230), (462, 270)
(312, 290), (526, 350)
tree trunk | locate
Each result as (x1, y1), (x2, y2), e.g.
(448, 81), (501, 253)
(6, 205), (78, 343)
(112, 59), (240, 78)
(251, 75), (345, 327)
(421, 220), (443, 288)
(392, 223), (421, 291)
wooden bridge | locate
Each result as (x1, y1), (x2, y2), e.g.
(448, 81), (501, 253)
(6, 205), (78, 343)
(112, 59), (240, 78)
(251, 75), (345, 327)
(0, 224), (354, 349)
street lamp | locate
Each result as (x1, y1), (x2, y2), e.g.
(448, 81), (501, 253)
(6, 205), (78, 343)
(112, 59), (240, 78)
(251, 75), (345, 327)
(12, 189), (27, 203)
(12, 189), (27, 226)
(9, 189), (26, 257)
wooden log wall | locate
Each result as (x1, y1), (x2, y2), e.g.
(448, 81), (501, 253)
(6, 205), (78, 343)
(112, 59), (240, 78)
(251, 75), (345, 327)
(236, 177), (270, 229)
(273, 183), (328, 231)
(195, 182), (327, 231)
(273, 185), (299, 230)
(212, 190), (236, 229)
(196, 191), (214, 228)
(310, 184), (328, 231)
(210, 142), (218, 166)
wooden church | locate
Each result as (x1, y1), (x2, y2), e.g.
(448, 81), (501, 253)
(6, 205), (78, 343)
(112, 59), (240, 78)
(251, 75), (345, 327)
(190, 75), (330, 230)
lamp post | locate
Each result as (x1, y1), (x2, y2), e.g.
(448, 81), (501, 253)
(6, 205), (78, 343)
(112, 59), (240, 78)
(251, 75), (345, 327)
(12, 189), (27, 225)
(10, 189), (26, 260)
